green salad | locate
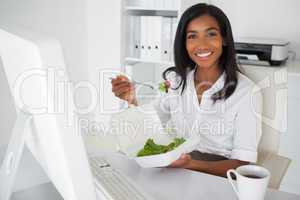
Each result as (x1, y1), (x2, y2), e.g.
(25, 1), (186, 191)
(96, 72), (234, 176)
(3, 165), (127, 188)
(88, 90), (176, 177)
(159, 81), (170, 93)
(137, 138), (186, 157)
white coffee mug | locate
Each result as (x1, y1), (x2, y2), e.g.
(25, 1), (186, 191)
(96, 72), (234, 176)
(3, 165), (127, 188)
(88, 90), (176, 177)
(227, 165), (270, 200)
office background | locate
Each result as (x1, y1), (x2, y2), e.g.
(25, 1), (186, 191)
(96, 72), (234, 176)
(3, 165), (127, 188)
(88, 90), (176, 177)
(0, 0), (299, 195)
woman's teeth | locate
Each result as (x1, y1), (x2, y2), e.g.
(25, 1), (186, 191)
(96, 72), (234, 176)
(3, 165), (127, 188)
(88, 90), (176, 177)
(196, 52), (212, 58)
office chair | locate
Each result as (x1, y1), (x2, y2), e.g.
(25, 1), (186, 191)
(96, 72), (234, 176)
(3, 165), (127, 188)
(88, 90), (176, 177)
(241, 65), (291, 189)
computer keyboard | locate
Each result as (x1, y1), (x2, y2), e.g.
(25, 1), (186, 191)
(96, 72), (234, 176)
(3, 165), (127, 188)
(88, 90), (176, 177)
(89, 156), (151, 200)
(90, 156), (111, 168)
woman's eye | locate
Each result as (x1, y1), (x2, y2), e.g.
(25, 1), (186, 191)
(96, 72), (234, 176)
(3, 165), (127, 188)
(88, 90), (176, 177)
(207, 31), (218, 37)
(187, 34), (196, 39)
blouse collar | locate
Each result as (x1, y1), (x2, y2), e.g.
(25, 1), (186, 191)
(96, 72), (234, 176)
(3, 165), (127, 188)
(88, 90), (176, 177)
(188, 68), (226, 96)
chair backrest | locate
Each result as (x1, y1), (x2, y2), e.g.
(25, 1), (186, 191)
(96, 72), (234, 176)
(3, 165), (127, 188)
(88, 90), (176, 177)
(240, 66), (287, 158)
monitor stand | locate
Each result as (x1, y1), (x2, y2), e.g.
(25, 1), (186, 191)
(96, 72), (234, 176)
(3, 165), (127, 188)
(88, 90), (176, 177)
(0, 111), (32, 200)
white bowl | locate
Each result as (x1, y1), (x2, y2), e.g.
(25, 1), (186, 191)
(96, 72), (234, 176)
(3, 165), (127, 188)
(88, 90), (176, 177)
(126, 136), (200, 168)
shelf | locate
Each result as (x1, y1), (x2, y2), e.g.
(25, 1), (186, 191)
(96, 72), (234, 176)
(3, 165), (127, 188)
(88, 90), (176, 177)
(125, 7), (178, 17)
(125, 6), (178, 12)
(125, 57), (174, 66)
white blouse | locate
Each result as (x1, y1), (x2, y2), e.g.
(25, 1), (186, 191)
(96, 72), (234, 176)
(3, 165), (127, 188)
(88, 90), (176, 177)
(152, 69), (262, 163)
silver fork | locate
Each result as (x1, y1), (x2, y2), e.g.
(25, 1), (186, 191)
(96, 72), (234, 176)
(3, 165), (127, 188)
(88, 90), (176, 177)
(109, 77), (155, 90)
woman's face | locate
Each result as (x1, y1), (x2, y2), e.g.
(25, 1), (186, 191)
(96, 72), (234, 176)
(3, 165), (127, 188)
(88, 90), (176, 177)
(186, 15), (224, 70)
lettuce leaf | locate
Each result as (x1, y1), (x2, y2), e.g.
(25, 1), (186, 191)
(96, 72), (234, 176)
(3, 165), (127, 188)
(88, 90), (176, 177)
(137, 138), (185, 157)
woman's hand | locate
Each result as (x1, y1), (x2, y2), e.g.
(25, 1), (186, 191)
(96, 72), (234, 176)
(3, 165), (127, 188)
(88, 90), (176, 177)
(168, 153), (192, 168)
(170, 154), (250, 177)
(111, 75), (137, 105)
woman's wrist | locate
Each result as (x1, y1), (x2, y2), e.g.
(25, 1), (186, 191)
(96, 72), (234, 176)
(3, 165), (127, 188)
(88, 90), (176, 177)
(185, 159), (206, 171)
(128, 98), (138, 106)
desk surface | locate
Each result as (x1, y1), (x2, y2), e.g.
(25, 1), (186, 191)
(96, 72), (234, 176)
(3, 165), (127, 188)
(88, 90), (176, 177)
(11, 152), (300, 200)
(105, 153), (300, 200)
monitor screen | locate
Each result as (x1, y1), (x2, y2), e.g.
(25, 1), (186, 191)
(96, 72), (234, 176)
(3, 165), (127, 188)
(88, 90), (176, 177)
(0, 56), (16, 162)
(0, 27), (96, 200)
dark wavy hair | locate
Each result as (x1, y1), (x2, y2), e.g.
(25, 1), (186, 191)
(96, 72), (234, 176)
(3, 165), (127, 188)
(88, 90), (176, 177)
(163, 3), (240, 102)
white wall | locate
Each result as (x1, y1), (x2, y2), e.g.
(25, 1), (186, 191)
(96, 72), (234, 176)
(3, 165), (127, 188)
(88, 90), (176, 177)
(211, 0), (300, 60)
(0, 0), (88, 81)
(0, 0), (123, 144)
(279, 74), (300, 194)
(86, 0), (123, 125)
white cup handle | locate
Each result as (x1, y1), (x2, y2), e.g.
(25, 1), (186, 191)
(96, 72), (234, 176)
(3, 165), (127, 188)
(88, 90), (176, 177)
(227, 169), (239, 197)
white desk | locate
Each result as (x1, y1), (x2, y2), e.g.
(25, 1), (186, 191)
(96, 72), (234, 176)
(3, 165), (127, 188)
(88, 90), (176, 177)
(105, 153), (300, 200)
(9, 152), (300, 200)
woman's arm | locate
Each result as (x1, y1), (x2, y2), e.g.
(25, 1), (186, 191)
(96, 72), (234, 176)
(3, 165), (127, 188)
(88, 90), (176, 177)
(169, 154), (249, 177)
(111, 75), (138, 106)
(187, 158), (249, 177)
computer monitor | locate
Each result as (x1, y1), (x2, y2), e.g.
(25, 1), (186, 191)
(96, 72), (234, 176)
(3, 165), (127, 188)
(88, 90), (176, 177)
(0, 56), (15, 151)
(0, 26), (97, 200)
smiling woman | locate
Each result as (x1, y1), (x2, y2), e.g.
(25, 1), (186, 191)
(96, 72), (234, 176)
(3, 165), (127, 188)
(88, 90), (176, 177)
(185, 14), (225, 104)
(111, 3), (262, 178)
(163, 3), (240, 102)
(186, 15), (224, 70)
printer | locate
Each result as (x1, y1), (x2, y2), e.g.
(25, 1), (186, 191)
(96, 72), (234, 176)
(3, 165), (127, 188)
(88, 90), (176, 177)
(235, 37), (290, 66)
